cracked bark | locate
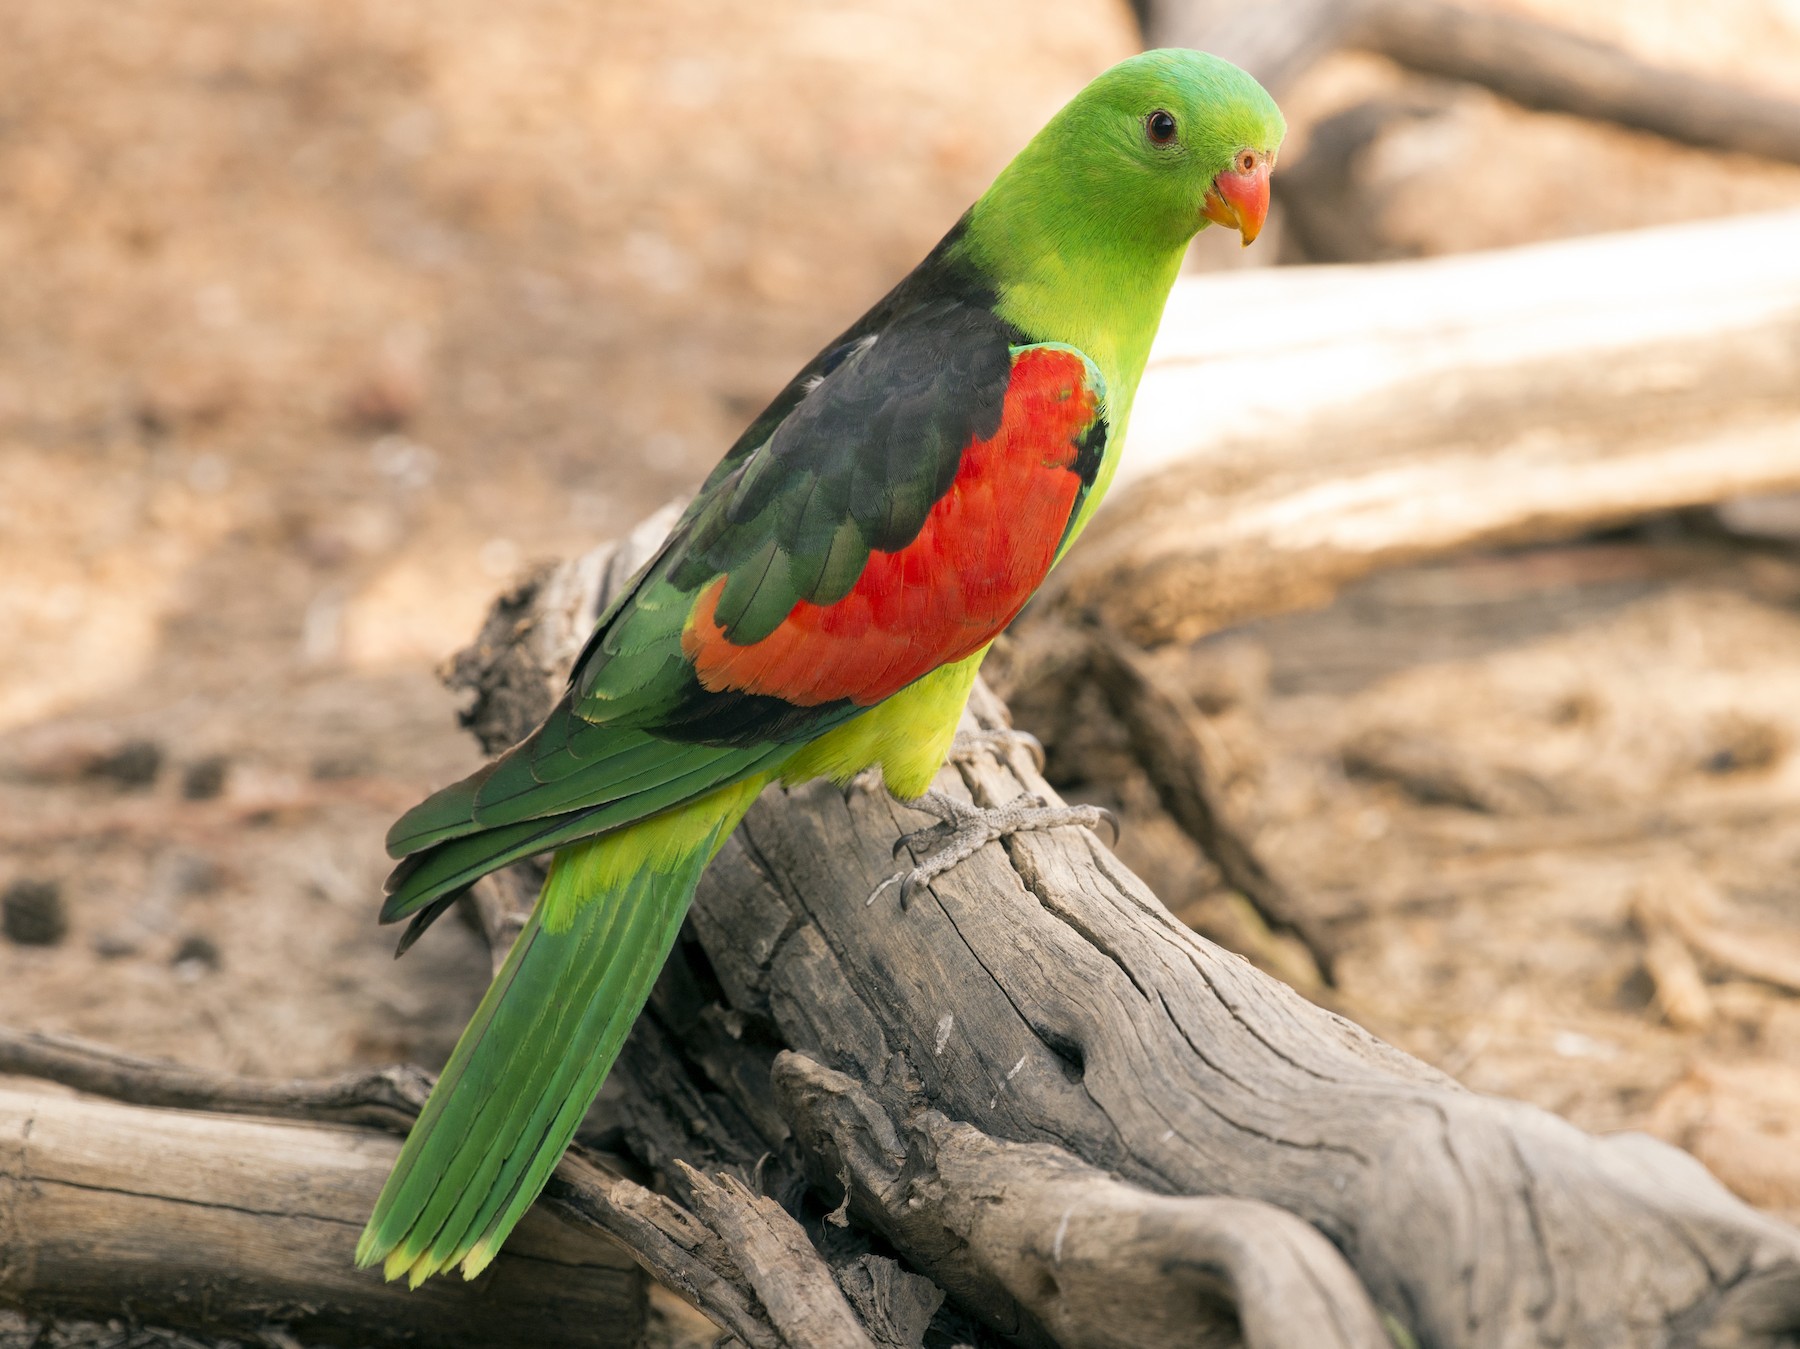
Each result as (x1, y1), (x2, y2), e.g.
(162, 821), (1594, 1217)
(0, 1078), (643, 1349)
(443, 519), (1800, 1348)
(7, 503), (1800, 1346)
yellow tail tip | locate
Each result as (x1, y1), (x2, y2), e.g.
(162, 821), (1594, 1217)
(362, 1237), (480, 1287)
(460, 1239), (501, 1281)
(381, 1247), (413, 1283)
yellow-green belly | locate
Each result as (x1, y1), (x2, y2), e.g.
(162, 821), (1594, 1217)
(780, 645), (987, 800)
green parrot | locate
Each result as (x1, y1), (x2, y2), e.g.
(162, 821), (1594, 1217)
(358, 47), (1283, 1285)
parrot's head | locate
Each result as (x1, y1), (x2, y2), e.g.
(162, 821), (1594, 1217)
(991, 49), (1286, 253)
(1074, 49), (1284, 248)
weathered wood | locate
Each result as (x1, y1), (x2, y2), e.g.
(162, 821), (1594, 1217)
(774, 1054), (1389, 1349)
(0, 1031), (901, 1349)
(1138, 0), (1800, 170)
(1355, 0), (1800, 168)
(0, 1085), (643, 1349)
(430, 527), (1800, 1348)
(1131, 0), (1357, 94)
(1055, 209), (1800, 643)
(677, 1165), (880, 1349)
(681, 677), (1800, 1347)
(1079, 624), (1336, 981)
(0, 1026), (433, 1131)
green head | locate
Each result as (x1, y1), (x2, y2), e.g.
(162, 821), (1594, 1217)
(978, 48), (1285, 258)
(962, 49), (1284, 393)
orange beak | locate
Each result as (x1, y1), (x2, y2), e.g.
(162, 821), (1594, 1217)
(1202, 154), (1272, 247)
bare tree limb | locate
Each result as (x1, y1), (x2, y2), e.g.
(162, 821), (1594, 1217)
(677, 1165), (880, 1349)
(1355, 0), (1800, 168)
(0, 1026), (432, 1130)
(1078, 624), (1337, 982)
(773, 1053), (1391, 1349)
(1137, 0), (1800, 169)
(430, 512), (1800, 1348)
(0, 1085), (643, 1349)
(0, 1033), (891, 1349)
(1053, 209), (1800, 643)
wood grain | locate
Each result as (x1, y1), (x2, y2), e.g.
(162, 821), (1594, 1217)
(0, 1086), (642, 1348)
(1055, 209), (1800, 642)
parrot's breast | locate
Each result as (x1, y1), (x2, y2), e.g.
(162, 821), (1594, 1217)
(681, 345), (1101, 709)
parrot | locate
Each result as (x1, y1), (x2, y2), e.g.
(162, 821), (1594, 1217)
(357, 47), (1283, 1286)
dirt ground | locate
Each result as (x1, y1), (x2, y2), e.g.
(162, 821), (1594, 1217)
(4, 0), (1800, 1342)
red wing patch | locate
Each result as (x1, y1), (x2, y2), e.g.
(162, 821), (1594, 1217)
(683, 346), (1100, 708)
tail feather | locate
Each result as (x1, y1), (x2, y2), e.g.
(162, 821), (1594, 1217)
(380, 744), (793, 926)
(356, 790), (754, 1284)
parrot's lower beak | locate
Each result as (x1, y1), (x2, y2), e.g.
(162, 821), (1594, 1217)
(1202, 158), (1272, 247)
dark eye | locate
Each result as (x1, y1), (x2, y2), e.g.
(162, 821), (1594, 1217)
(1146, 110), (1178, 145)
(1236, 150), (1257, 173)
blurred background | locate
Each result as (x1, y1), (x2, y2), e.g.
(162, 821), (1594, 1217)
(4, 0), (1800, 1310)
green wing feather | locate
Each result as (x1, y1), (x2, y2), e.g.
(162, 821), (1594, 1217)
(381, 737), (791, 922)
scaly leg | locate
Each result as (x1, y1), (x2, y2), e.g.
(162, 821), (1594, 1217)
(870, 787), (1118, 907)
(945, 726), (1047, 773)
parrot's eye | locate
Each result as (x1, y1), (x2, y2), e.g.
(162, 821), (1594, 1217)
(1236, 149), (1257, 173)
(1145, 110), (1178, 145)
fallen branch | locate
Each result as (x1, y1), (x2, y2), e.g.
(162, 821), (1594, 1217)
(1078, 623), (1337, 980)
(1634, 869), (1800, 999)
(0, 1026), (433, 1130)
(0, 1084), (642, 1349)
(1053, 209), (1800, 642)
(1356, 0), (1800, 168)
(774, 1054), (1389, 1349)
(1137, 0), (1800, 167)
(0, 1036), (891, 1349)
(454, 530), (1800, 1347)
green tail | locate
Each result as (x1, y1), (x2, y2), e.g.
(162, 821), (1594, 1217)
(355, 833), (721, 1285)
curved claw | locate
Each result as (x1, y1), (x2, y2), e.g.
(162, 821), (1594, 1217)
(1093, 806), (1121, 847)
(892, 824), (949, 859)
(869, 867), (932, 910)
(898, 871), (931, 909)
(1011, 729), (1047, 773)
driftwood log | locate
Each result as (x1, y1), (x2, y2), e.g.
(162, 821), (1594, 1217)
(455, 510), (1800, 1347)
(1051, 207), (1800, 643)
(0, 1077), (643, 1349)
(1137, 0), (1800, 168)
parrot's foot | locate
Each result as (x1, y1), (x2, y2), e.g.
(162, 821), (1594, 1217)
(869, 788), (1118, 907)
(947, 726), (1046, 773)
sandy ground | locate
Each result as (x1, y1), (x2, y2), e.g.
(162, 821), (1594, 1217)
(4, 0), (1800, 1342)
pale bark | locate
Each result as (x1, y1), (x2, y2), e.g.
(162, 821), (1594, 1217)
(0, 1082), (642, 1349)
(1053, 209), (1800, 643)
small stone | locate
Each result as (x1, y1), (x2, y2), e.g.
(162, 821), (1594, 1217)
(92, 930), (142, 959)
(171, 933), (222, 980)
(310, 752), (367, 781)
(181, 755), (230, 800)
(159, 850), (221, 898)
(85, 739), (164, 790)
(3, 878), (67, 946)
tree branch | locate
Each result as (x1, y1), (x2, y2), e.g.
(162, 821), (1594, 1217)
(1137, 0), (1800, 169)
(0, 1083), (643, 1349)
(1053, 209), (1800, 643)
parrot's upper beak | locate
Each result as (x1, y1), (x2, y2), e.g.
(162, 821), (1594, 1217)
(1202, 152), (1272, 247)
